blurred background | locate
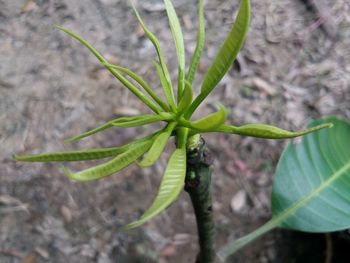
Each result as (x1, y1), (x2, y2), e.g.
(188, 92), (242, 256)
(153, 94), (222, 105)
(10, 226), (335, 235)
(1, 0), (349, 262)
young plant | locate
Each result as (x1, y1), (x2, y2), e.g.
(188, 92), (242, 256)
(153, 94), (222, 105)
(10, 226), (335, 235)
(14, 0), (334, 262)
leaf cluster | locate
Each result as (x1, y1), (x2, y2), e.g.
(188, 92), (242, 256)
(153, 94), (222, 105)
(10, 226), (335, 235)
(14, 0), (331, 229)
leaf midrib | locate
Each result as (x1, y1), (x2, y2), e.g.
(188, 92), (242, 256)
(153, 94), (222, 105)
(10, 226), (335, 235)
(274, 159), (350, 226)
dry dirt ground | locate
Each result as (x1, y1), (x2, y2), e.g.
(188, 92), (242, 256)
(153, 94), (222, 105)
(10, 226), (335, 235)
(1, 0), (350, 262)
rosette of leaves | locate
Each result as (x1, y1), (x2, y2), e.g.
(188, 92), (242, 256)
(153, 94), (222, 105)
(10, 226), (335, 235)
(14, 0), (331, 229)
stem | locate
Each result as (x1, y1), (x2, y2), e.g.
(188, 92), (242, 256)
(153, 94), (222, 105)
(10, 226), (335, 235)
(185, 137), (215, 263)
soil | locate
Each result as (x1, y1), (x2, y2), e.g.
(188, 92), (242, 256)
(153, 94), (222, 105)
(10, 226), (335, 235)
(1, 0), (350, 262)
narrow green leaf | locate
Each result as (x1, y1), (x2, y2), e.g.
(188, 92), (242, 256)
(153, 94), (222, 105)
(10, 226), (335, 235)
(102, 62), (169, 111)
(65, 121), (113, 142)
(163, 0), (185, 100)
(138, 122), (177, 167)
(13, 146), (129, 162)
(111, 113), (174, 128)
(126, 147), (186, 229)
(130, 2), (176, 110)
(186, 0), (250, 118)
(55, 25), (161, 113)
(218, 117), (350, 260)
(177, 81), (193, 113)
(182, 105), (228, 132)
(215, 122), (333, 139)
(65, 113), (173, 142)
(151, 60), (176, 111)
(64, 139), (154, 181)
(186, 0), (205, 85)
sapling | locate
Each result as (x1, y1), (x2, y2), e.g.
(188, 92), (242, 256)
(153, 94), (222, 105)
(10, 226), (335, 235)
(14, 0), (333, 262)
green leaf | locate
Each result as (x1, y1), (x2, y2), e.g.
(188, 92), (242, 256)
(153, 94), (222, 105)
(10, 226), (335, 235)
(186, 0), (250, 118)
(177, 81), (193, 113)
(218, 117), (350, 260)
(186, 0), (205, 85)
(215, 122), (333, 139)
(65, 121), (113, 142)
(164, 0), (185, 100)
(65, 113), (174, 142)
(13, 146), (129, 162)
(130, 3), (176, 110)
(138, 122), (177, 167)
(55, 25), (161, 113)
(126, 147), (187, 229)
(102, 62), (169, 111)
(183, 104), (228, 132)
(64, 139), (154, 181)
(111, 113), (174, 128)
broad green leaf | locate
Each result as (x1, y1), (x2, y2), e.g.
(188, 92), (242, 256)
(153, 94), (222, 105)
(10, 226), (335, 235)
(186, 0), (205, 85)
(130, 3), (176, 110)
(218, 117), (350, 260)
(215, 122), (333, 139)
(138, 122), (177, 167)
(13, 146), (129, 162)
(65, 113), (173, 142)
(177, 81), (193, 113)
(186, 0), (250, 118)
(102, 62), (169, 111)
(64, 139), (154, 181)
(126, 147), (186, 229)
(164, 0), (185, 100)
(111, 113), (174, 128)
(55, 26), (160, 113)
(182, 105), (228, 132)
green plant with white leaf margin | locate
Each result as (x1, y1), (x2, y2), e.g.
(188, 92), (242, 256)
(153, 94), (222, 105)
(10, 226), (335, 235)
(14, 0), (335, 260)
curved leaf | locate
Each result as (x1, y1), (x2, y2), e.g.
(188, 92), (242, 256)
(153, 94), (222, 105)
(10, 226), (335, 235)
(218, 117), (350, 260)
(65, 113), (173, 142)
(138, 122), (177, 167)
(183, 105), (228, 132)
(126, 147), (187, 229)
(56, 26), (160, 113)
(64, 139), (154, 181)
(111, 113), (174, 128)
(102, 62), (169, 111)
(186, 0), (205, 85)
(65, 121), (114, 142)
(164, 0), (185, 99)
(130, 2), (176, 110)
(186, 0), (250, 118)
(177, 81), (193, 113)
(13, 146), (129, 162)
(214, 122), (333, 139)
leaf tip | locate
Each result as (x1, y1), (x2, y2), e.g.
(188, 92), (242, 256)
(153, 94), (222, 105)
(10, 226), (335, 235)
(62, 166), (76, 181)
(123, 220), (143, 231)
(12, 154), (20, 161)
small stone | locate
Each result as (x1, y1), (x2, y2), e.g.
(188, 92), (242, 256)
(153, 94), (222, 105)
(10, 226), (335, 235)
(160, 244), (177, 257)
(230, 190), (247, 213)
(60, 205), (73, 223)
